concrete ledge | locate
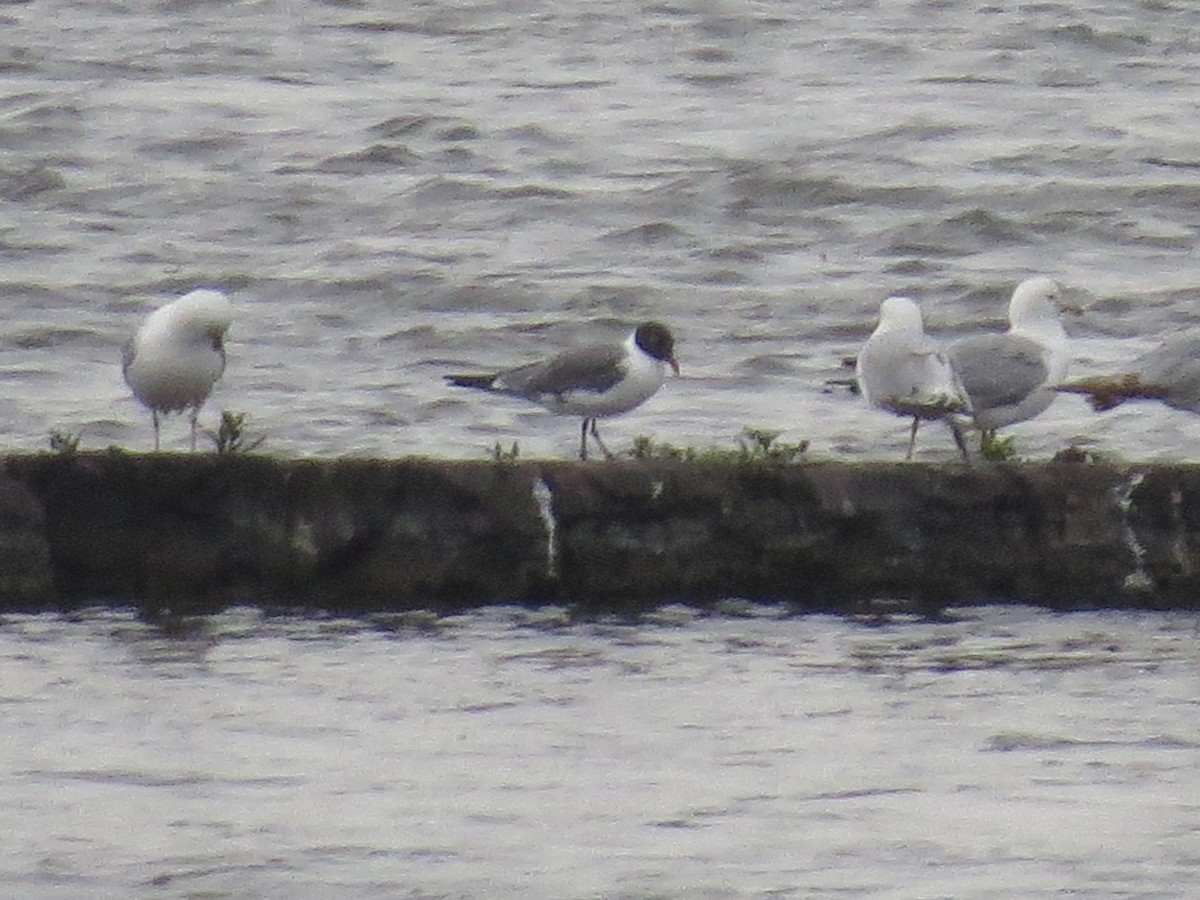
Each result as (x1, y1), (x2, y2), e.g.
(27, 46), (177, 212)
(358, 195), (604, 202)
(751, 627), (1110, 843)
(0, 454), (1195, 614)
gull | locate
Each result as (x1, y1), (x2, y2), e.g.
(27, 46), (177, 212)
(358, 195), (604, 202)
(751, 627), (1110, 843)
(446, 321), (680, 460)
(947, 276), (1069, 450)
(122, 288), (232, 451)
(1055, 333), (1200, 415)
(855, 296), (970, 460)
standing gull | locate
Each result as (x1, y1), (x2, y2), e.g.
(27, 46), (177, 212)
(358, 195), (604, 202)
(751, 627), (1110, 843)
(855, 296), (970, 459)
(446, 321), (680, 460)
(947, 276), (1069, 450)
(1055, 333), (1200, 415)
(122, 288), (232, 451)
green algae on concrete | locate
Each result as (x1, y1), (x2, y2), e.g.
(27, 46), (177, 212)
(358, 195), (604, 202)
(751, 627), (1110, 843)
(1, 453), (1198, 614)
(539, 459), (1143, 613)
(8, 454), (549, 613)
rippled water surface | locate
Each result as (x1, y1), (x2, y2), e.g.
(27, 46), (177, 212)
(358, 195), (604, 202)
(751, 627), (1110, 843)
(5, 8), (1199, 896)
(2, 606), (1198, 898)
(2, 1), (1200, 459)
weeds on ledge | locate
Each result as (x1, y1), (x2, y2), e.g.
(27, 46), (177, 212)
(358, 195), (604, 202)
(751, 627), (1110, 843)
(491, 441), (520, 464)
(49, 429), (81, 456)
(737, 428), (809, 463)
(1052, 443), (1110, 465)
(207, 410), (266, 455)
(628, 435), (699, 461)
(979, 433), (1019, 462)
(629, 428), (808, 464)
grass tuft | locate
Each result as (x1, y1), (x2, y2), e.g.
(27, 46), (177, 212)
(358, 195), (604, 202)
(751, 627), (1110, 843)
(49, 429), (82, 456)
(208, 410), (266, 455)
(629, 428), (808, 464)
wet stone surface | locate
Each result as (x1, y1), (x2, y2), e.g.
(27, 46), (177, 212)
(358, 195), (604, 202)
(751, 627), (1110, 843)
(1, 454), (1198, 612)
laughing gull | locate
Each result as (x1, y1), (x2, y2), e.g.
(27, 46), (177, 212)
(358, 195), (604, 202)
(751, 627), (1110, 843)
(122, 288), (232, 451)
(855, 296), (970, 460)
(947, 276), (1069, 450)
(1056, 333), (1200, 415)
(446, 321), (680, 460)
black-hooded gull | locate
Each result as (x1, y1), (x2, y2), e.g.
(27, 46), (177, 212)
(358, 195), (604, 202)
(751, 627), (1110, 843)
(446, 321), (680, 460)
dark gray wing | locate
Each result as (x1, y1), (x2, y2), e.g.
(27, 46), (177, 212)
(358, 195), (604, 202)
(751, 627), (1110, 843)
(949, 333), (1048, 411)
(497, 343), (626, 397)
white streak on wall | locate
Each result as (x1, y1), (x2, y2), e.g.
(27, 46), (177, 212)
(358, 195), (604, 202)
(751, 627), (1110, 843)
(1113, 472), (1151, 592)
(531, 477), (558, 579)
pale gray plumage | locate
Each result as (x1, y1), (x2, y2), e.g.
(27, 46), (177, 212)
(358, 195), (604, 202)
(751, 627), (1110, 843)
(855, 296), (969, 459)
(948, 333), (1049, 417)
(1135, 336), (1200, 413)
(948, 276), (1069, 445)
(1056, 333), (1200, 415)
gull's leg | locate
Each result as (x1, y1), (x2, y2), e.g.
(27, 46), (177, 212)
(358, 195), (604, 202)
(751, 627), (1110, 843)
(589, 419), (614, 460)
(152, 410), (161, 452)
(188, 407), (200, 452)
(948, 418), (971, 463)
(906, 417), (920, 461)
(579, 418), (589, 461)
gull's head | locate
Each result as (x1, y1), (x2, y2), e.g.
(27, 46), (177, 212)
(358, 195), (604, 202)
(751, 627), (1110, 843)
(1008, 276), (1063, 327)
(159, 288), (233, 348)
(634, 321), (680, 375)
(876, 296), (925, 335)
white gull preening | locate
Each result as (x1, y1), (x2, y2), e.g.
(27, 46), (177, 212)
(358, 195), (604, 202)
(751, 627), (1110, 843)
(446, 321), (680, 460)
(855, 296), (970, 460)
(122, 288), (232, 451)
(947, 276), (1069, 449)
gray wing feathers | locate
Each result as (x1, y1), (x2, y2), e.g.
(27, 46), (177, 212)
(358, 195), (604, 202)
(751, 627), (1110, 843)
(497, 344), (627, 397)
(1139, 336), (1200, 412)
(950, 333), (1048, 411)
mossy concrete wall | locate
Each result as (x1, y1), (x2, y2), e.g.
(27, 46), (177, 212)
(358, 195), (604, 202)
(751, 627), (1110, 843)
(0, 454), (1196, 615)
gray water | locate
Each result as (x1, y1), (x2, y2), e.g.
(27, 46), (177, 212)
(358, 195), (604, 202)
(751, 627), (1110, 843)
(3, 605), (1199, 899)
(2, 0), (1200, 459)
(4, 4), (1200, 896)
